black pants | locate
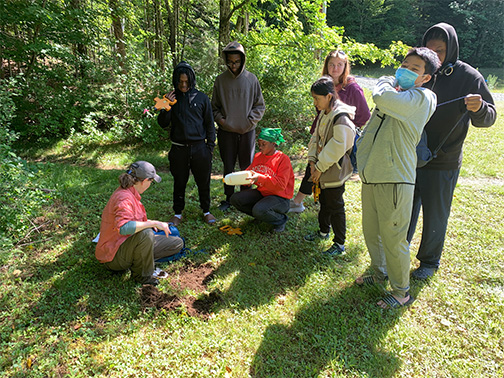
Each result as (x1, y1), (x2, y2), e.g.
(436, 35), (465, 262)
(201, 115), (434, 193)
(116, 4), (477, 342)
(169, 141), (212, 213)
(319, 184), (346, 245)
(218, 128), (256, 201)
(299, 164), (313, 195)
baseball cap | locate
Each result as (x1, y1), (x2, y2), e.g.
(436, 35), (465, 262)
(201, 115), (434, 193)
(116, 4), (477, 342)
(127, 161), (162, 183)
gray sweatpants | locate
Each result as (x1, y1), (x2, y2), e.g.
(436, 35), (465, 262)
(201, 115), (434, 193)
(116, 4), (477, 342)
(361, 183), (414, 298)
(104, 229), (183, 283)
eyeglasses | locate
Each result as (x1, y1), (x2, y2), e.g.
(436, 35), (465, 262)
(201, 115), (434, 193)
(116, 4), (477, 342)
(226, 60), (241, 67)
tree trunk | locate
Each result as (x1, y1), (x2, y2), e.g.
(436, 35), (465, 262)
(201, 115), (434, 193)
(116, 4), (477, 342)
(164, 0), (179, 68)
(70, 0), (88, 78)
(109, 0), (127, 73)
(153, 0), (165, 70)
(218, 0), (232, 51)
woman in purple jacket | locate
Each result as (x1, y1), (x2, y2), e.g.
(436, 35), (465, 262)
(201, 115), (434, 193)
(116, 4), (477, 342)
(290, 50), (370, 213)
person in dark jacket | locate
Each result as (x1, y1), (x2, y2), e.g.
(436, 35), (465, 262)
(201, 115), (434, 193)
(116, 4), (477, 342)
(157, 61), (217, 226)
(212, 41), (266, 212)
(407, 23), (497, 280)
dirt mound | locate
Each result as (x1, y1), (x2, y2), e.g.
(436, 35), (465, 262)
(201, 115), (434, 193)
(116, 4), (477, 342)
(139, 262), (219, 319)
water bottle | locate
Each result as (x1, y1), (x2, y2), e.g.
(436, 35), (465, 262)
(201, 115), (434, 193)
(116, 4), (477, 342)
(223, 171), (252, 185)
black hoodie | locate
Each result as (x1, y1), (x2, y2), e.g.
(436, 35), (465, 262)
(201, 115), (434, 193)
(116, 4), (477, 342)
(157, 61), (215, 149)
(421, 23), (496, 170)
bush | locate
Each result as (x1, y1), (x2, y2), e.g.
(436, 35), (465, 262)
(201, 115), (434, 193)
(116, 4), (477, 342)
(0, 78), (53, 250)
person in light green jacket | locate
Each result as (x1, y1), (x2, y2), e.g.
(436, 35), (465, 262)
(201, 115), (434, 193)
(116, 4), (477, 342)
(355, 47), (440, 309)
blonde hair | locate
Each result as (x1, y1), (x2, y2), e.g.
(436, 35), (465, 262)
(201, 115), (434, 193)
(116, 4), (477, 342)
(322, 50), (351, 88)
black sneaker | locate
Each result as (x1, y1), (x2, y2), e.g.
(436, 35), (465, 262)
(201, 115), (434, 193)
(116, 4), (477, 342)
(304, 231), (330, 241)
(218, 200), (231, 211)
(323, 243), (345, 256)
(273, 221), (287, 233)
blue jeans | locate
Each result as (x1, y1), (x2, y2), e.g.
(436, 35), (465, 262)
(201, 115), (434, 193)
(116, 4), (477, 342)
(230, 189), (289, 227)
(407, 168), (460, 269)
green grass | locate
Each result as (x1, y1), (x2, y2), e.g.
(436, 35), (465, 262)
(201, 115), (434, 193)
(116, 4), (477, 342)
(1, 103), (503, 377)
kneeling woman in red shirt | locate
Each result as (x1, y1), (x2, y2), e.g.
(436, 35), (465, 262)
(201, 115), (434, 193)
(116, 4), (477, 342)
(95, 161), (183, 285)
(230, 128), (294, 232)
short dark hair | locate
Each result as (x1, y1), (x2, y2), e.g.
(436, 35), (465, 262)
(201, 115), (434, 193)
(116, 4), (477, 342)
(405, 47), (441, 76)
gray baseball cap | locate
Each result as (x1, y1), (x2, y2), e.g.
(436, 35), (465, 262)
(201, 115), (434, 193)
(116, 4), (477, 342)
(128, 161), (162, 183)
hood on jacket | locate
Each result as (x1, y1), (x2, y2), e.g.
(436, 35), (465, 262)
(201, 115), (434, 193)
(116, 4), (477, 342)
(222, 41), (246, 76)
(334, 100), (356, 121)
(422, 23), (459, 70)
(172, 61), (196, 92)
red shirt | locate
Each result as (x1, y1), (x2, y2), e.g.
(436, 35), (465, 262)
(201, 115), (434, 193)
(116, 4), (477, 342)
(248, 151), (294, 199)
(95, 186), (147, 263)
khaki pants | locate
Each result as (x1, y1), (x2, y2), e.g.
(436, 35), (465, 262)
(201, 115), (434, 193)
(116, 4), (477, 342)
(104, 229), (183, 283)
(361, 183), (414, 298)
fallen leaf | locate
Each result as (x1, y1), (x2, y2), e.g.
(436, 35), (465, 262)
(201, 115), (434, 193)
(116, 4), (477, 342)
(13, 269), (22, 276)
(226, 366), (232, 373)
(248, 262), (256, 267)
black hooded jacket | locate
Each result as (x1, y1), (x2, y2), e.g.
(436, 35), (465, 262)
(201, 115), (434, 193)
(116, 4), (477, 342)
(157, 61), (215, 149)
(421, 23), (496, 170)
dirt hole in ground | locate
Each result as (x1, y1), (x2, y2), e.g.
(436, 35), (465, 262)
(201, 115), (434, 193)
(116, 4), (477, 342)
(139, 262), (220, 319)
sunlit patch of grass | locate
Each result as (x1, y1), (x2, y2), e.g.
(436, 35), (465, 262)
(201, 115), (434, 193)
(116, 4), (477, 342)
(1, 103), (502, 377)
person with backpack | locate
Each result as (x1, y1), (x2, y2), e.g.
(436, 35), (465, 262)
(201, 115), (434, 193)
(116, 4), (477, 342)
(303, 76), (356, 256)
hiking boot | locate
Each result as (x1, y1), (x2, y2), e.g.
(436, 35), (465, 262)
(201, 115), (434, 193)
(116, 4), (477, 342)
(304, 231), (330, 242)
(204, 213), (217, 225)
(169, 215), (182, 227)
(288, 201), (305, 213)
(323, 243), (345, 256)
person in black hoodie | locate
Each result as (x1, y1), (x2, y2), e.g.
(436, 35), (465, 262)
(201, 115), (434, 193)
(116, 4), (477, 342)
(157, 61), (217, 226)
(407, 23), (497, 280)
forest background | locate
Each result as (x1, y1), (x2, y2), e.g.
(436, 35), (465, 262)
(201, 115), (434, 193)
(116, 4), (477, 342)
(1, 1), (503, 377)
(1, 0), (504, 271)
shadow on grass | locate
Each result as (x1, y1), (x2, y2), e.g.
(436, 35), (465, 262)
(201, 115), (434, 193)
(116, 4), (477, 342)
(249, 282), (424, 378)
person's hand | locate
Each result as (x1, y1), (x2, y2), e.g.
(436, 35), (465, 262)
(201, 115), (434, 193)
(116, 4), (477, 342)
(465, 94), (482, 112)
(166, 91), (176, 102)
(247, 171), (260, 185)
(311, 169), (321, 183)
(218, 118), (226, 126)
(309, 163), (316, 176)
(154, 221), (171, 236)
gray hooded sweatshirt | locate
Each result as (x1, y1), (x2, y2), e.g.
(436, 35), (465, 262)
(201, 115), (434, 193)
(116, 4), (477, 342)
(211, 41), (266, 134)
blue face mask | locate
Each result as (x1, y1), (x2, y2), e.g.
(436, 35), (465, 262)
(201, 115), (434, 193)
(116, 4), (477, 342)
(395, 67), (419, 90)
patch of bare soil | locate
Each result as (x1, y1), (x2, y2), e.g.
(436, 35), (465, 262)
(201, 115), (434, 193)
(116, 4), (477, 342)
(139, 262), (220, 319)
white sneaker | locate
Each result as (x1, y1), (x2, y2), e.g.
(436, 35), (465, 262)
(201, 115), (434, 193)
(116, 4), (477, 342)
(288, 201), (305, 213)
(153, 267), (168, 279)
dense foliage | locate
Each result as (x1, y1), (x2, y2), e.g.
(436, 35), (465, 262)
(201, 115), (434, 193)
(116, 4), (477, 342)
(0, 0), (411, 145)
(326, 0), (504, 68)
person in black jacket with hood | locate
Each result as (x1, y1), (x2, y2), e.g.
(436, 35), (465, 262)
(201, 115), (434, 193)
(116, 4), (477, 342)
(407, 23), (497, 280)
(157, 61), (217, 226)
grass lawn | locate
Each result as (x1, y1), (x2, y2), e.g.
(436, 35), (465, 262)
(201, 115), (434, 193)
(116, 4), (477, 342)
(1, 102), (503, 377)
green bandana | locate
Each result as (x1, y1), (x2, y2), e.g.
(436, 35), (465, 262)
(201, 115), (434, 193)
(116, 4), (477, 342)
(258, 128), (285, 145)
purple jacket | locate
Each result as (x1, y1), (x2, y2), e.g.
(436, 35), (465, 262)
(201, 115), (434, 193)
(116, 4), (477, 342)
(310, 77), (370, 134)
